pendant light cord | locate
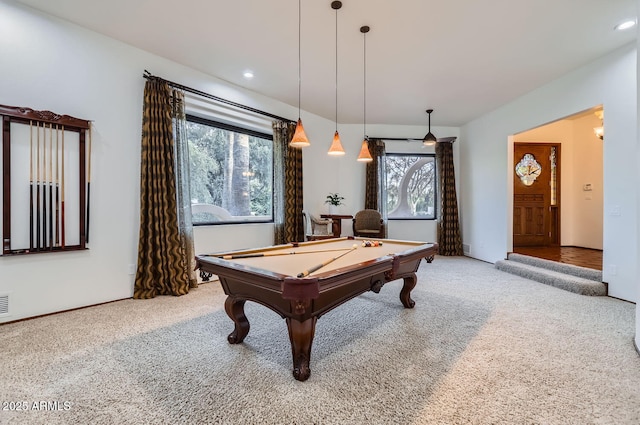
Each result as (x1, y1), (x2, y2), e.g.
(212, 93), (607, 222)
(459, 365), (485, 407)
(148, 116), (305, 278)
(363, 28), (367, 138)
(298, 0), (302, 118)
(335, 4), (338, 130)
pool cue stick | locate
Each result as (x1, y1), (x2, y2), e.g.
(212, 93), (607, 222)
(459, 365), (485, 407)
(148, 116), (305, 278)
(60, 126), (65, 249)
(296, 244), (358, 278)
(55, 125), (59, 247)
(213, 246), (355, 259)
(41, 123), (48, 249)
(48, 123), (53, 250)
(29, 121), (34, 252)
(86, 123), (91, 244)
(35, 122), (41, 251)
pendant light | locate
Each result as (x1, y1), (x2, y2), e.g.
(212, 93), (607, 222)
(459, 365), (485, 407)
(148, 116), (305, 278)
(290, 0), (310, 147)
(422, 109), (437, 146)
(328, 1), (345, 155)
(357, 25), (373, 162)
(593, 109), (604, 140)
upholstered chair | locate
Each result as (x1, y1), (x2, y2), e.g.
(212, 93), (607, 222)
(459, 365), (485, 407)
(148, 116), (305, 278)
(303, 211), (334, 241)
(352, 209), (385, 238)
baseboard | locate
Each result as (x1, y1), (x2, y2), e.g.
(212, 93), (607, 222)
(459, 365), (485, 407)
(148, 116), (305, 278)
(0, 297), (131, 326)
(561, 245), (603, 252)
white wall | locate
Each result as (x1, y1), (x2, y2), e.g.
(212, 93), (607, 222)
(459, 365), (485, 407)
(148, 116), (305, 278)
(461, 44), (637, 302)
(0, 0), (301, 322)
(635, 0), (640, 358)
(571, 114), (604, 249)
(0, 1), (457, 322)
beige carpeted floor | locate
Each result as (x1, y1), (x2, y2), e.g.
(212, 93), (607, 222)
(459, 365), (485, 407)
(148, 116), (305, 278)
(1, 256), (639, 424)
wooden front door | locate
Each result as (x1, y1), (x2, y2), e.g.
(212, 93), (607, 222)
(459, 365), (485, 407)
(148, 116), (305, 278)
(513, 143), (559, 247)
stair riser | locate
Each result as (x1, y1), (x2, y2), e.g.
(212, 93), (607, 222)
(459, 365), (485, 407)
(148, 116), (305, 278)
(506, 254), (602, 282)
(495, 261), (607, 296)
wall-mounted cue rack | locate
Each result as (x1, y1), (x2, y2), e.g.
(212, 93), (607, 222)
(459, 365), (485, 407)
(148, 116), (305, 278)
(1, 104), (92, 256)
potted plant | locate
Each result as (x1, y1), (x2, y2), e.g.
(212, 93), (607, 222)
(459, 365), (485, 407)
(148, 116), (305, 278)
(325, 193), (344, 214)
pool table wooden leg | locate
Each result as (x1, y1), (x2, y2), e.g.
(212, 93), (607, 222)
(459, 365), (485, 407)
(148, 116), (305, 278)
(286, 316), (317, 381)
(224, 296), (250, 344)
(399, 273), (417, 308)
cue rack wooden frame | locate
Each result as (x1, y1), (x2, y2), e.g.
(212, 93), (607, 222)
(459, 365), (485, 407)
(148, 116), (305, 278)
(1, 104), (91, 256)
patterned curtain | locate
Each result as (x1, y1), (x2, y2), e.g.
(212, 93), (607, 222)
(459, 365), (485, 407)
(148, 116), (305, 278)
(134, 78), (193, 298)
(435, 140), (463, 255)
(273, 120), (304, 245)
(365, 138), (387, 237)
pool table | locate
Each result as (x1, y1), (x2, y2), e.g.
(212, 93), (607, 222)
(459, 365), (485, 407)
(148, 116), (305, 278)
(195, 237), (437, 381)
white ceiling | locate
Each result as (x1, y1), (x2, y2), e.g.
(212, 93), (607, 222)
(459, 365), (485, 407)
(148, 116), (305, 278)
(16, 0), (637, 127)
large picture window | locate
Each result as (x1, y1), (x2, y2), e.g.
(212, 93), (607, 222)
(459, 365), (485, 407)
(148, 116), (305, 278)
(384, 153), (436, 219)
(186, 116), (273, 224)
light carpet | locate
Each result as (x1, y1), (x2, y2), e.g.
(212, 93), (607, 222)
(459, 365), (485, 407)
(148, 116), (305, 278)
(1, 256), (639, 424)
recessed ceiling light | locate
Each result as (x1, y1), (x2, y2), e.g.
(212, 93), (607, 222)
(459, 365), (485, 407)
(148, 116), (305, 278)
(614, 19), (636, 31)
(243, 71), (254, 79)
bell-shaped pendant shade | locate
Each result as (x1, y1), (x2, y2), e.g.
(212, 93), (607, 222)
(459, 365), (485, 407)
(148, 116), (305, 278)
(356, 139), (373, 162)
(422, 132), (437, 146)
(290, 118), (310, 147)
(327, 131), (345, 155)
(422, 109), (437, 146)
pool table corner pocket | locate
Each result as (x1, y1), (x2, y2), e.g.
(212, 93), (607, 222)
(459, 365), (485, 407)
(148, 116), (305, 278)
(282, 277), (320, 315)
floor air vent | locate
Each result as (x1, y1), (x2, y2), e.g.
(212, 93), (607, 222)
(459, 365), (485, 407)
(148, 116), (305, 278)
(0, 293), (9, 316)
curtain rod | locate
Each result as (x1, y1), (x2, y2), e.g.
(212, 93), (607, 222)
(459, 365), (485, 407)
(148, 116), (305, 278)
(370, 136), (456, 143)
(143, 70), (295, 124)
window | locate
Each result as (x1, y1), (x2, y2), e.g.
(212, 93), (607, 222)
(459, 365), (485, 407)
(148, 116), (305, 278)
(186, 116), (273, 224)
(384, 154), (436, 219)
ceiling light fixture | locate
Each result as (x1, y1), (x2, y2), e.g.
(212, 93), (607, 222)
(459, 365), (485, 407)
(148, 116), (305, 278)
(614, 19), (637, 31)
(594, 109), (604, 140)
(290, 0), (310, 148)
(243, 71), (254, 79)
(422, 109), (437, 146)
(328, 1), (345, 156)
(357, 25), (373, 163)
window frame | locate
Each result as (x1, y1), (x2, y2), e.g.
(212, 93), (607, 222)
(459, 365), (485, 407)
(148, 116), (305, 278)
(384, 152), (437, 221)
(186, 114), (275, 226)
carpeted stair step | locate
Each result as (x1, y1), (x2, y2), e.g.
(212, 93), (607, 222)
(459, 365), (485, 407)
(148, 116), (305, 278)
(495, 259), (607, 296)
(506, 253), (602, 282)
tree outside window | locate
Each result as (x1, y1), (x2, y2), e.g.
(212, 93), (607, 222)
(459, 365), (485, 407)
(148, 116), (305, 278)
(186, 117), (273, 224)
(384, 154), (436, 219)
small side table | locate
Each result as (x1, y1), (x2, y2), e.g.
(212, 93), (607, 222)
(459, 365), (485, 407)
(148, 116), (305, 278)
(320, 214), (353, 238)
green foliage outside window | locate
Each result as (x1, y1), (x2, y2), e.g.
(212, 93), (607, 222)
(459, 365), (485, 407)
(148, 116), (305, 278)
(186, 118), (273, 224)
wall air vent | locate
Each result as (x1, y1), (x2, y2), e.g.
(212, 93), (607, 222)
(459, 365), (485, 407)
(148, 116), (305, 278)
(0, 293), (9, 316)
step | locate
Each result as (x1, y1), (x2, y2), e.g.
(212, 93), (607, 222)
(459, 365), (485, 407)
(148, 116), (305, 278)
(495, 259), (607, 296)
(506, 253), (602, 282)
